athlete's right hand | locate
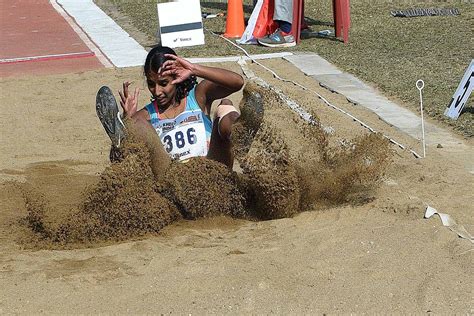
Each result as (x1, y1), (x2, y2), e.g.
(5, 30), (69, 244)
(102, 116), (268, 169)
(118, 81), (140, 118)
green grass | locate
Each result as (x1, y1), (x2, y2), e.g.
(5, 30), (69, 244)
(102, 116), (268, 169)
(96, 0), (473, 136)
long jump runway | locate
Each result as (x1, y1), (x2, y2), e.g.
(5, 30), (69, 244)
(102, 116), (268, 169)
(0, 0), (109, 77)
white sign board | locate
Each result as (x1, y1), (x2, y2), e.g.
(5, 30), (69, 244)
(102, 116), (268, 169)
(444, 59), (473, 120)
(157, 0), (205, 48)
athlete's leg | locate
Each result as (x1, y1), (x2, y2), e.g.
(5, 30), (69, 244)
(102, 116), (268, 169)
(126, 117), (171, 181)
(207, 99), (240, 169)
(96, 86), (170, 180)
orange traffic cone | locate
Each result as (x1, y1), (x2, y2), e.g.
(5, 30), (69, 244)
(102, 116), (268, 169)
(224, 0), (245, 38)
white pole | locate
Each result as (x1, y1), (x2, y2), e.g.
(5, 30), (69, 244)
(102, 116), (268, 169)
(416, 80), (426, 158)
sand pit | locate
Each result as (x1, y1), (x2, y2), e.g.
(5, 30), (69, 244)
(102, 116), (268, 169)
(0, 62), (472, 313)
(13, 80), (393, 248)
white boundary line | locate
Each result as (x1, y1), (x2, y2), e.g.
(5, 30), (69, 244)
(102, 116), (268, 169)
(0, 52), (93, 64)
(50, 0), (113, 68)
(188, 52), (293, 64)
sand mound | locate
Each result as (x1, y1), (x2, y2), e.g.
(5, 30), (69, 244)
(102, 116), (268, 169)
(159, 158), (247, 219)
(21, 120), (249, 247)
(23, 128), (180, 247)
(73, 143), (181, 242)
(240, 124), (301, 219)
(232, 82), (300, 219)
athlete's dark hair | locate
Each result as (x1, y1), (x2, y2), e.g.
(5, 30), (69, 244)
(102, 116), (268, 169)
(144, 46), (197, 103)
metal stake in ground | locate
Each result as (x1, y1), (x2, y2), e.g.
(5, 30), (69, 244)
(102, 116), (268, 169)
(416, 80), (426, 158)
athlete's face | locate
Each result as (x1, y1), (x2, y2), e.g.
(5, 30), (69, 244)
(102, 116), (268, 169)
(146, 71), (177, 107)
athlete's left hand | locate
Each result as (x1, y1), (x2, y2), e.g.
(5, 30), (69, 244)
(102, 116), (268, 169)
(118, 81), (140, 118)
(160, 54), (195, 84)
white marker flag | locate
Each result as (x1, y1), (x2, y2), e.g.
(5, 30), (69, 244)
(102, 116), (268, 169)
(157, 0), (205, 48)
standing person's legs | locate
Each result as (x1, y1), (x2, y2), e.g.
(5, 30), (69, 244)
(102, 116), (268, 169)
(273, 0), (293, 29)
(257, 0), (295, 47)
(207, 99), (240, 169)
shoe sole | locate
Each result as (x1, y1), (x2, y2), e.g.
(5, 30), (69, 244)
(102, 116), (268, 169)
(96, 86), (124, 147)
(257, 40), (296, 48)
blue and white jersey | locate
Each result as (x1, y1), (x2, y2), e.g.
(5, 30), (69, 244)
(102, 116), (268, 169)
(145, 87), (212, 161)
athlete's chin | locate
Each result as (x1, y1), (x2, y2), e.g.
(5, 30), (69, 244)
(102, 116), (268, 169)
(156, 98), (170, 106)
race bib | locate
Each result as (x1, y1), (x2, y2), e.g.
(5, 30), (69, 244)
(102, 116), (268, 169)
(154, 110), (208, 161)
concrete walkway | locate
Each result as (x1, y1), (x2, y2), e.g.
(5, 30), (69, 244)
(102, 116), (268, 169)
(57, 0), (147, 68)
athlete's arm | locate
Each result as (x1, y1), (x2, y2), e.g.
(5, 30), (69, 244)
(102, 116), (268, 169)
(193, 65), (244, 109)
(160, 54), (244, 113)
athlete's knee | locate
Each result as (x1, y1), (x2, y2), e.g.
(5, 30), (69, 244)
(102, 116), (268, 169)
(216, 110), (240, 141)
